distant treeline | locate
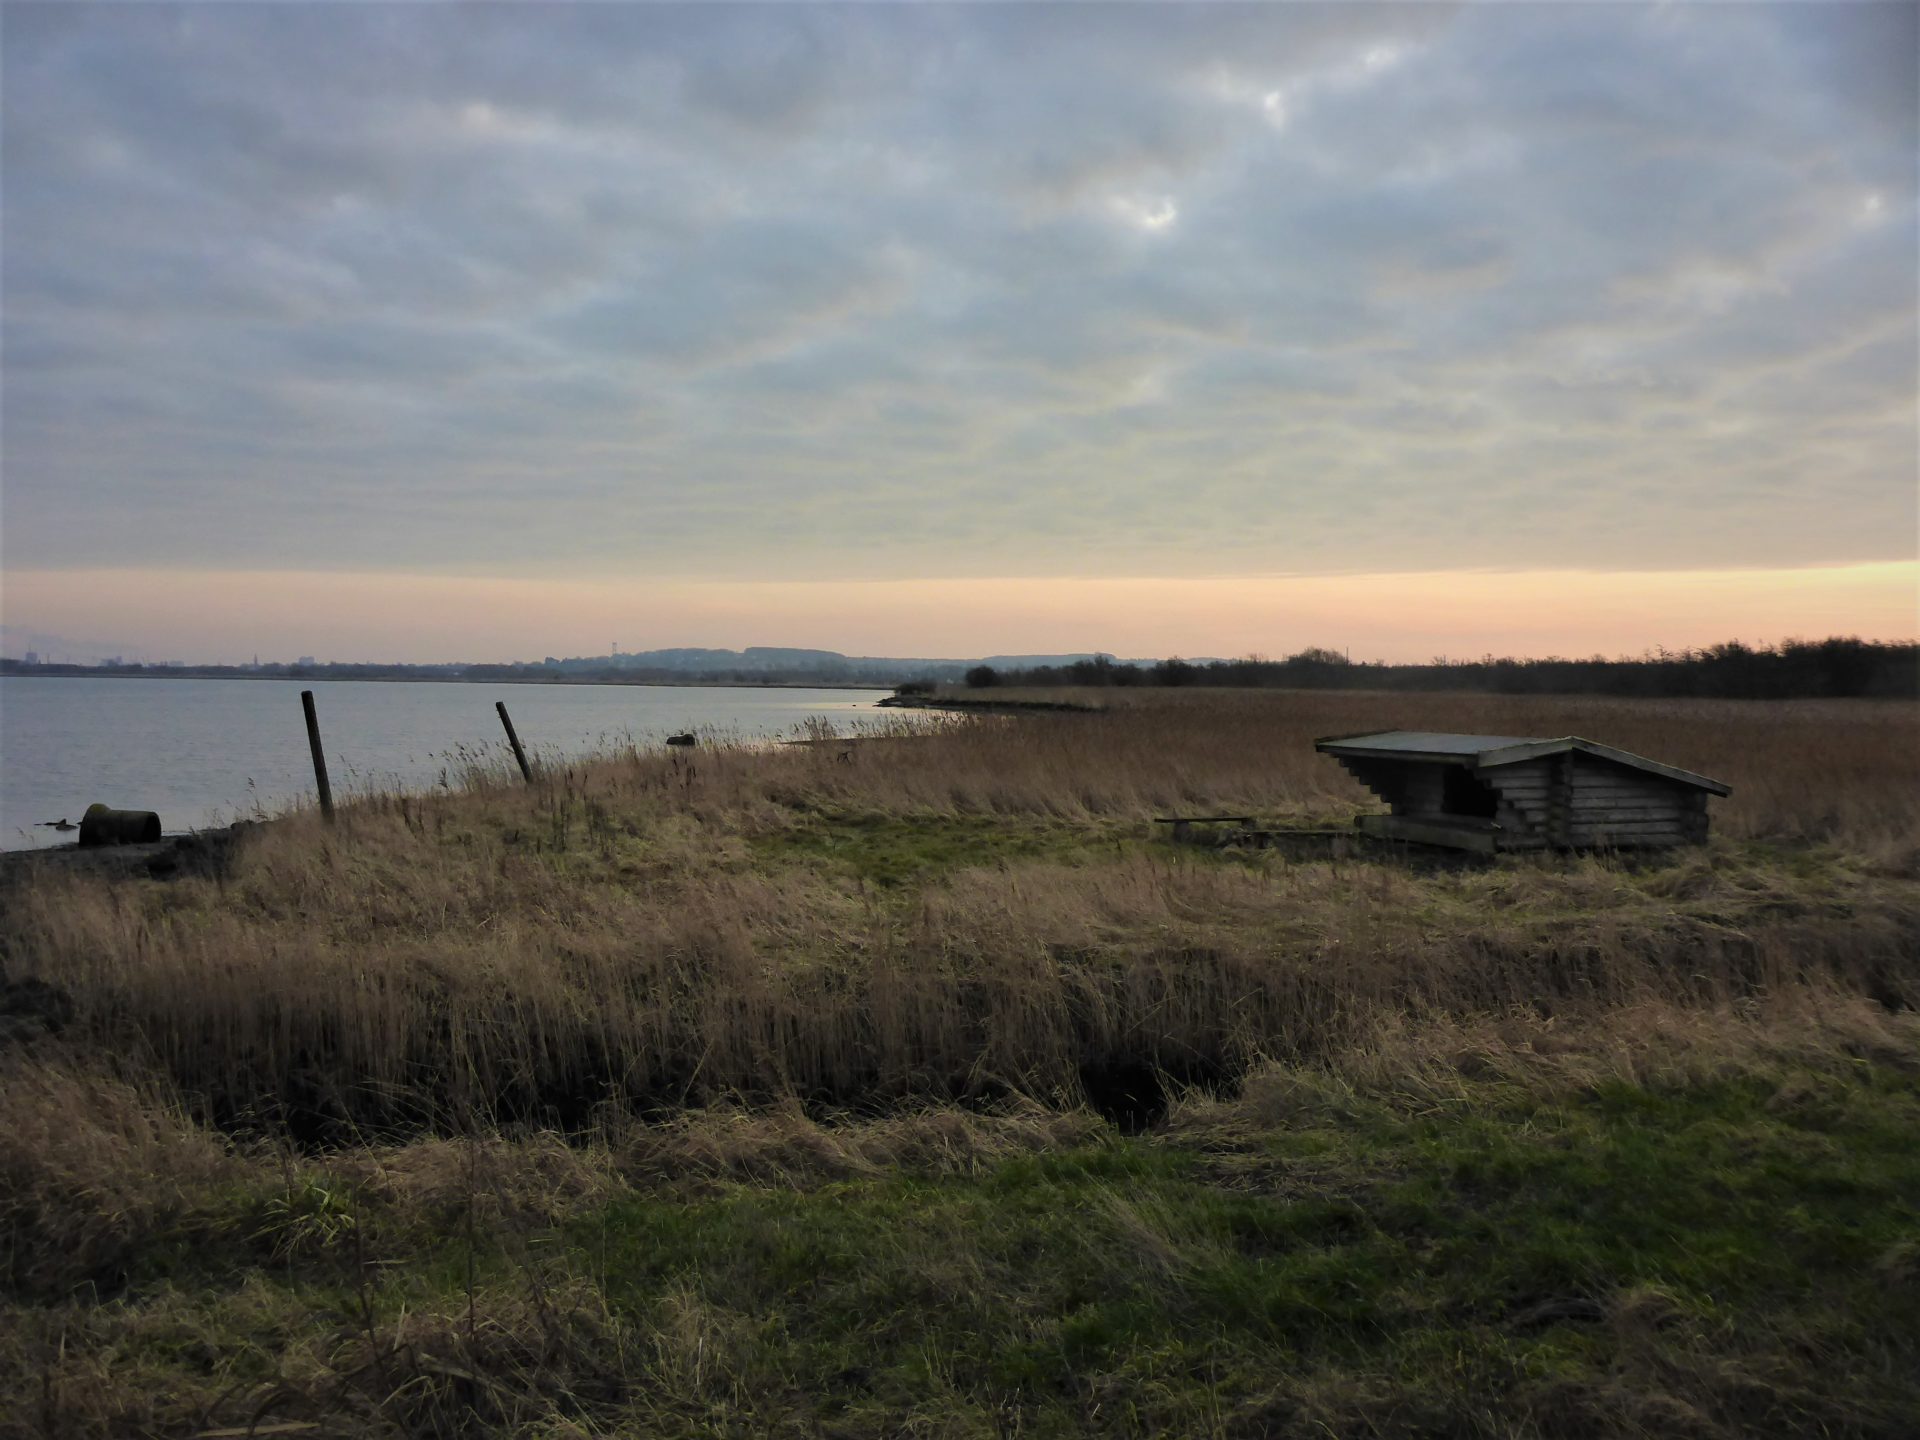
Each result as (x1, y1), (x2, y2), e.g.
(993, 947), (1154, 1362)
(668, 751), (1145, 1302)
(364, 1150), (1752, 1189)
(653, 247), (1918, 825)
(966, 638), (1920, 700)
(9, 637), (1915, 699)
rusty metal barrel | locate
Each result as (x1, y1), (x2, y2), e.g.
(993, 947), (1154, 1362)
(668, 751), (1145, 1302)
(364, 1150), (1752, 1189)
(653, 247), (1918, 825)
(78, 803), (162, 847)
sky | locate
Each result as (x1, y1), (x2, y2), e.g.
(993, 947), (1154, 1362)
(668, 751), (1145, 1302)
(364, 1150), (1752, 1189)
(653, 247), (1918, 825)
(2, 2), (1915, 664)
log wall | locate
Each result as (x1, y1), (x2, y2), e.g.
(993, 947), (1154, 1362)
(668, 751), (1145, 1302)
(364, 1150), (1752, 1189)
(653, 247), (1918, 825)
(1334, 749), (1714, 850)
(1560, 755), (1704, 847)
(1478, 758), (1554, 846)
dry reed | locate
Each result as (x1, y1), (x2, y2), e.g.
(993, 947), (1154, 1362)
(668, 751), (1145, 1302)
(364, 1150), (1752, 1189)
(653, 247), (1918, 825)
(3, 691), (1914, 1134)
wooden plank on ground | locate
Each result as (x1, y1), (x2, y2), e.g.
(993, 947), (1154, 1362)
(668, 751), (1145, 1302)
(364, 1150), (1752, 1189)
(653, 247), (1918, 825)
(1357, 813), (1499, 853)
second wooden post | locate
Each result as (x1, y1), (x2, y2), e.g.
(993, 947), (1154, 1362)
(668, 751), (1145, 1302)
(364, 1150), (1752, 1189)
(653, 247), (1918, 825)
(496, 700), (533, 783)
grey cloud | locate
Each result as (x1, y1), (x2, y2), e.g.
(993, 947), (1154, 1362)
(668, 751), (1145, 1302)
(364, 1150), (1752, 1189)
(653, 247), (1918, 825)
(2, 3), (1912, 582)
(547, 219), (905, 368)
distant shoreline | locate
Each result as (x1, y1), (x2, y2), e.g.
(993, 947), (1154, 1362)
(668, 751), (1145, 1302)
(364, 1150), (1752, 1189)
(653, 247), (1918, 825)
(0, 670), (895, 692)
(876, 691), (1098, 714)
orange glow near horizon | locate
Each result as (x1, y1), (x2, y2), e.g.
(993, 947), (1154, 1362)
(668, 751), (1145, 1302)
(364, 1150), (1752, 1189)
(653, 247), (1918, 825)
(3, 562), (1916, 667)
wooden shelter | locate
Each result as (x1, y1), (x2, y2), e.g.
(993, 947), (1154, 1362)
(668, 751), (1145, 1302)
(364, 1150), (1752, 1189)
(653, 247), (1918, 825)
(1315, 731), (1730, 853)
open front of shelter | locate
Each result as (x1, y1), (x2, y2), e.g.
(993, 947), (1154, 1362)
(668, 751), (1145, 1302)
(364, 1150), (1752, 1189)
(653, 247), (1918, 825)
(1316, 731), (1731, 853)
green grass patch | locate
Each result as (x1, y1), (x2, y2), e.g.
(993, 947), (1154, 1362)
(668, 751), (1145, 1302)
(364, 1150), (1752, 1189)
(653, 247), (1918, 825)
(553, 1063), (1919, 1434)
(14, 1062), (1919, 1437)
(749, 809), (1141, 888)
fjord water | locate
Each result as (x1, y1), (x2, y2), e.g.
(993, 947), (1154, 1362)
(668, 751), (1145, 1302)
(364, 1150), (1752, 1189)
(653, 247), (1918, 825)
(0, 677), (881, 850)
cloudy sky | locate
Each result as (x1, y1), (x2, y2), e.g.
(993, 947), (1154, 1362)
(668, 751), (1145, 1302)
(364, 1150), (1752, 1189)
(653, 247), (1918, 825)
(3, 2), (1914, 662)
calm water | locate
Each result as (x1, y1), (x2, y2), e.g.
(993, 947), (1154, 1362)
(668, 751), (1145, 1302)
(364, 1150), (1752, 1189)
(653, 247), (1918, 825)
(0, 677), (883, 850)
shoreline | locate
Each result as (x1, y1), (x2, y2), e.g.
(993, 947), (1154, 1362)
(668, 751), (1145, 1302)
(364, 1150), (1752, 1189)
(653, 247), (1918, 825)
(0, 819), (260, 879)
(876, 692), (1100, 714)
(0, 670), (895, 692)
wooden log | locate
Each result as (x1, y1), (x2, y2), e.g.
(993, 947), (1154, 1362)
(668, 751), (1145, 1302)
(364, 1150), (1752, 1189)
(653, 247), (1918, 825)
(1492, 794), (1551, 811)
(1573, 822), (1689, 835)
(1575, 831), (1689, 842)
(1357, 813), (1498, 854)
(1573, 819), (1690, 832)
(1567, 776), (1692, 794)
(1483, 763), (1554, 784)
(1571, 805), (1688, 820)
(1566, 833), (1689, 844)
(1570, 791), (1688, 806)
(1574, 793), (1692, 810)
(1547, 753), (1573, 846)
(1571, 828), (1689, 844)
(1495, 807), (1546, 839)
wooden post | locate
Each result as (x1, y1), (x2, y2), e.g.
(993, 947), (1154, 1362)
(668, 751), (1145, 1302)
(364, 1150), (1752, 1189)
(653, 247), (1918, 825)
(496, 700), (533, 783)
(301, 690), (335, 823)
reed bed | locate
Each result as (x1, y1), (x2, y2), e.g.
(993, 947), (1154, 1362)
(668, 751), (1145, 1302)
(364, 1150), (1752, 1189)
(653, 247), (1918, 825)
(896, 687), (1920, 843)
(4, 690), (1915, 1133)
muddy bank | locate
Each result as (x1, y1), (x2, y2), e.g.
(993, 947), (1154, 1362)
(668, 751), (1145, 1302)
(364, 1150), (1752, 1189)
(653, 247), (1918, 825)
(0, 820), (261, 888)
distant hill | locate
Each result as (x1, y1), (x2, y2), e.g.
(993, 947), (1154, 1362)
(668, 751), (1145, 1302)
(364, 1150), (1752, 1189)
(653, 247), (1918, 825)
(0, 647), (1161, 687)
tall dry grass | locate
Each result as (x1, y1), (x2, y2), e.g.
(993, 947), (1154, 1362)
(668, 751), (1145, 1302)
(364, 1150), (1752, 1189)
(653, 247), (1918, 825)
(900, 687), (1920, 843)
(3, 691), (1914, 1134)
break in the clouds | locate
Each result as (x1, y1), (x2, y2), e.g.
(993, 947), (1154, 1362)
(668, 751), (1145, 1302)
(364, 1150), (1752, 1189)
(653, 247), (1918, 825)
(3, 3), (1914, 584)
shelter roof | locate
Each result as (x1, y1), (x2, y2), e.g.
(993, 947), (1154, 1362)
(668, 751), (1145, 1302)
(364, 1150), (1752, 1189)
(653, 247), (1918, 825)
(1314, 731), (1731, 795)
